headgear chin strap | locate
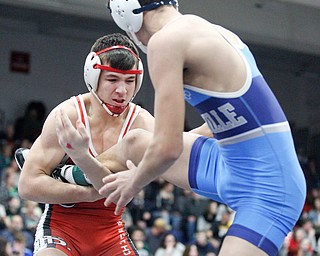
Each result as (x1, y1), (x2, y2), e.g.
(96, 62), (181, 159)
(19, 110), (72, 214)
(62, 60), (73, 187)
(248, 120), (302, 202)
(84, 45), (143, 117)
(91, 90), (127, 117)
(108, 0), (178, 53)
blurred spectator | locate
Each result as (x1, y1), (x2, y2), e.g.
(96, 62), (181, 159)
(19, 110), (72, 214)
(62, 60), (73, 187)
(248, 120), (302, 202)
(297, 147), (309, 170)
(0, 143), (14, 177)
(211, 208), (233, 243)
(129, 226), (150, 256)
(0, 182), (9, 210)
(0, 214), (34, 251)
(298, 237), (313, 256)
(6, 197), (22, 218)
(154, 232), (185, 256)
(183, 244), (199, 256)
(11, 231), (33, 256)
(144, 179), (164, 218)
(128, 189), (150, 226)
(14, 101), (46, 143)
(154, 181), (182, 234)
(278, 231), (292, 256)
(19, 139), (33, 151)
(181, 192), (210, 243)
(287, 227), (307, 256)
(0, 236), (12, 256)
(0, 203), (8, 230)
(193, 231), (218, 256)
(300, 218), (317, 253)
(153, 181), (174, 220)
(121, 207), (133, 231)
(198, 201), (219, 232)
(145, 218), (170, 255)
(2, 167), (19, 200)
(0, 123), (15, 143)
(20, 200), (42, 235)
(308, 197), (320, 241)
(303, 156), (320, 193)
(303, 190), (318, 216)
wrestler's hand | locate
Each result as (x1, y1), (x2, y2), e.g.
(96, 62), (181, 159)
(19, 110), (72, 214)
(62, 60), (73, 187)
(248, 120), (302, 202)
(99, 160), (142, 215)
(55, 108), (90, 161)
(87, 186), (105, 202)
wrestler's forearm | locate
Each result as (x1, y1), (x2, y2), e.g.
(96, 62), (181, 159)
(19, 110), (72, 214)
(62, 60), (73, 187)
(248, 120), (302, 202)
(72, 140), (136, 189)
(71, 152), (112, 190)
(19, 171), (101, 204)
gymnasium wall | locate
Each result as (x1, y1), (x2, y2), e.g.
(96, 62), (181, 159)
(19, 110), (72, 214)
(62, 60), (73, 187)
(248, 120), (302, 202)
(0, 23), (153, 130)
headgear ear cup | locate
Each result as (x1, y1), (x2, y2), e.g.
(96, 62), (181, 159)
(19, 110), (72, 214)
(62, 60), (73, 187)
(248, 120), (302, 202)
(109, 0), (143, 33)
(134, 58), (143, 97)
(108, 0), (146, 53)
(84, 52), (102, 92)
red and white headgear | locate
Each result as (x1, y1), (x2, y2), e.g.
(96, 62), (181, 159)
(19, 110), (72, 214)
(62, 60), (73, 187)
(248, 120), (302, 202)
(107, 0), (179, 53)
(84, 45), (143, 116)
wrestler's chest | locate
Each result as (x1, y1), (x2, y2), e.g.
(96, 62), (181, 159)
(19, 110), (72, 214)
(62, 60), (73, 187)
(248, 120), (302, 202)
(90, 127), (122, 155)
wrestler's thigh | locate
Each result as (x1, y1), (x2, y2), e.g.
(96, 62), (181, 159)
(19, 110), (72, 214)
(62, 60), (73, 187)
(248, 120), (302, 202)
(97, 128), (152, 170)
(219, 236), (268, 256)
(35, 248), (68, 256)
(161, 132), (201, 190)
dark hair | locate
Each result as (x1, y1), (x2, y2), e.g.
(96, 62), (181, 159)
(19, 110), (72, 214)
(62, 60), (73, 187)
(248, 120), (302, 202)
(159, 232), (177, 248)
(182, 244), (199, 256)
(25, 101), (46, 121)
(90, 33), (139, 71)
(13, 232), (26, 244)
(0, 237), (10, 256)
(128, 225), (145, 236)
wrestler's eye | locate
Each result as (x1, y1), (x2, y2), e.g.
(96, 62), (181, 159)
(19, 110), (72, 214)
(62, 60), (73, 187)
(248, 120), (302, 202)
(126, 78), (135, 84)
(105, 75), (119, 83)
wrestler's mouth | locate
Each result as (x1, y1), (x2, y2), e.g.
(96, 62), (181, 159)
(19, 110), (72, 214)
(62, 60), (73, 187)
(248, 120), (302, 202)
(112, 98), (126, 106)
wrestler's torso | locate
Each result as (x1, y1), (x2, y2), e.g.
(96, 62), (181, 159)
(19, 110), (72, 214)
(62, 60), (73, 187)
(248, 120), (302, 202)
(59, 94), (141, 206)
(34, 94), (141, 255)
(184, 25), (289, 146)
(183, 24), (305, 212)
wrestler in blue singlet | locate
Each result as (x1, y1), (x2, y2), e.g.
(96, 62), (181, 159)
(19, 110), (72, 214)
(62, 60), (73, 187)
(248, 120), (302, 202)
(184, 26), (306, 256)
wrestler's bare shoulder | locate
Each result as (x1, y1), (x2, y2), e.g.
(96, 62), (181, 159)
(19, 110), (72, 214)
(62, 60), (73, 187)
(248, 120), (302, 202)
(131, 107), (154, 132)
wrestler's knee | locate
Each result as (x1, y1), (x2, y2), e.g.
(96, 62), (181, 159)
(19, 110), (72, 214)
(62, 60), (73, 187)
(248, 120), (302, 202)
(123, 128), (151, 150)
